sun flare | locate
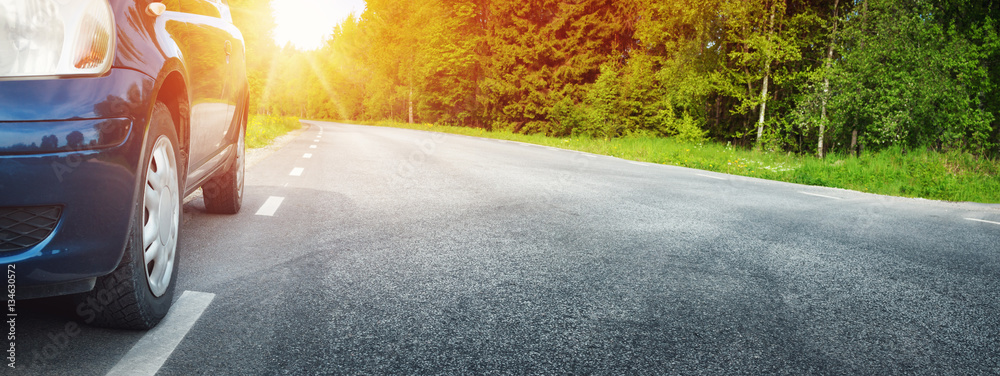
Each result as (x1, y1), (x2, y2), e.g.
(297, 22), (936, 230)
(271, 0), (366, 50)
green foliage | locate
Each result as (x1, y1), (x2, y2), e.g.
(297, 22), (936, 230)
(547, 96), (585, 137)
(480, 0), (639, 132)
(246, 115), (302, 149)
(831, 0), (996, 154)
(577, 63), (626, 138)
(228, 0), (278, 114)
(413, 1), (482, 125)
(240, 0), (999, 158)
(672, 112), (709, 143)
(787, 147), (1000, 202)
(366, 120), (1000, 203)
(548, 56), (707, 142)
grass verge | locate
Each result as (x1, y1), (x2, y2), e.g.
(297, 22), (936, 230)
(358, 120), (1000, 203)
(247, 115), (302, 149)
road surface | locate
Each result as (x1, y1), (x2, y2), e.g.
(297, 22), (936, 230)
(15, 121), (1000, 375)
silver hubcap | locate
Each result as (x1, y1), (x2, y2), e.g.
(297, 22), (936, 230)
(142, 136), (179, 297)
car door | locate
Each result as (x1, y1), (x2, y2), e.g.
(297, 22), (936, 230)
(217, 0), (245, 144)
(162, 0), (234, 182)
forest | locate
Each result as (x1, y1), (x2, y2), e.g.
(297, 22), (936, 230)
(231, 0), (1000, 159)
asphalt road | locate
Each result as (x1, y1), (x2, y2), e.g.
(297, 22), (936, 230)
(14, 121), (1000, 375)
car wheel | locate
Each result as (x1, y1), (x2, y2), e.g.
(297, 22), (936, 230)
(202, 120), (244, 214)
(74, 102), (180, 329)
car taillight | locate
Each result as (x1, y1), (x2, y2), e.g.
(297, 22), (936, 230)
(0, 0), (116, 79)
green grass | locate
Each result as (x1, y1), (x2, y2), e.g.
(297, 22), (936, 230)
(359, 120), (1000, 203)
(247, 115), (302, 149)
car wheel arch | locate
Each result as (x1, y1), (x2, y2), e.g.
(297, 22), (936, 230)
(150, 68), (190, 183)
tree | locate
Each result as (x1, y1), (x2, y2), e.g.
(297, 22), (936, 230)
(229, 0), (277, 114)
(481, 0), (639, 133)
(239, 0), (999, 158)
(831, 0), (995, 154)
(714, 0), (818, 148)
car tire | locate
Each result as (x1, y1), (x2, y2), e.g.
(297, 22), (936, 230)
(73, 102), (180, 330)
(202, 116), (245, 214)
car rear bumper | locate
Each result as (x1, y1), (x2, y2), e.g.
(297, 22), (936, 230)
(0, 68), (154, 295)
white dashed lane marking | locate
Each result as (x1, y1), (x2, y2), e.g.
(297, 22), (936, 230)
(966, 218), (1000, 226)
(104, 291), (215, 376)
(309, 145), (317, 149)
(290, 167), (304, 176)
(799, 191), (842, 200)
(697, 173), (726, 180)
(303, 153), (312, 159)
(255, 196), (285, 216)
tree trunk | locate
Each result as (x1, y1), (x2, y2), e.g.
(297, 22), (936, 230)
(850, 129), (858, 156)
(756, 3), (777, 146)
(848, 0), (866, 158)
(756, 70), (769, 144)
(819, 0), (839, 159)
(714, 95), (721, 131)
(819, 83), (827, 158)
(408, 85), (414, 124)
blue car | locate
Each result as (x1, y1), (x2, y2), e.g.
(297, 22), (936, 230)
(0, 0), (247, 329)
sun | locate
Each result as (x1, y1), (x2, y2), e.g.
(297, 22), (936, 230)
(272, 0), (366, 50)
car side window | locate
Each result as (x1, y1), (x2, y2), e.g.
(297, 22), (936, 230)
(217, 0), (234, 23)
(160, 0), (181, 11)
(179, 0), (222, 18)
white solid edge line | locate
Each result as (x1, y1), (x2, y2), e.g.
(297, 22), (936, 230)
(105, 291), (215, 376)
(965, 218), (1000, 226)
(255, 196), (285, 216)
(799, 191), (842, 200)
(303, 153), (312, 159)
(696, 173), (726, 180)
(290, 167), (304, 176)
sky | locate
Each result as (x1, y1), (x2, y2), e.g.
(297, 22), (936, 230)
(272, 0), (367, 50)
